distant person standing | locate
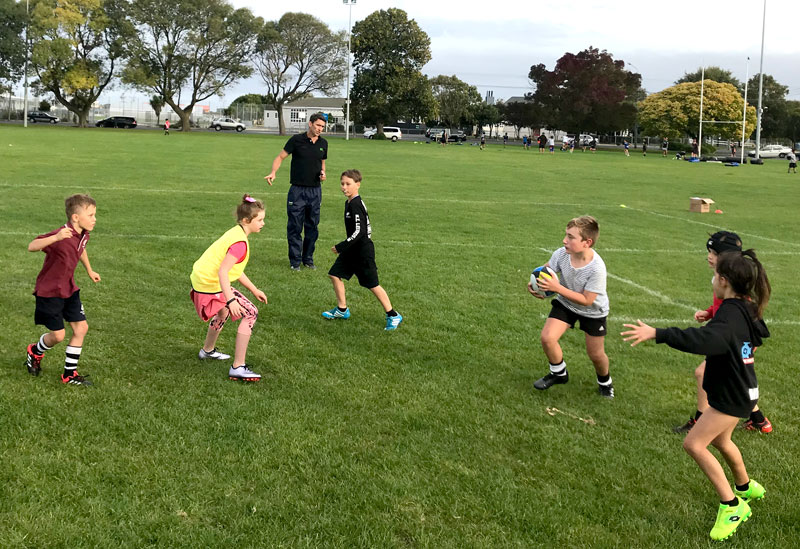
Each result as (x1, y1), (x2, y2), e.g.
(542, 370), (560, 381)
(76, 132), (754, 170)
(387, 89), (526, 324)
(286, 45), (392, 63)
(522, 135), (528, 150)
(623, 139), (630, 157)
(788, 149), (797, 174)
(691, 139), (699, 158)
(590, 136), (597, 153)
(480, 133), (486, 150)
(662, 137), (669, 156)
(503, 133), (508, 146)
(642, 141), (647, 157)
(538, 133), (546, 153)
(548, 135), (555, 154)
(164, 118), (170, 135)
(265, 113), (328, 271)
(730, 141), (737, 157)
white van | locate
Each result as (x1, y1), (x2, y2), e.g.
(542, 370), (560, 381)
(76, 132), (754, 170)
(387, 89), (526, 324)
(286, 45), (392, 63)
(364, 126), (402, 141)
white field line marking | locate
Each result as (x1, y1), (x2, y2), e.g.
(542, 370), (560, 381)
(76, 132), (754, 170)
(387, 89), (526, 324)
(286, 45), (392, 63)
(625, 206), (800, 248)
(606, 272), (696, 312)
(537, 314), (800, 327)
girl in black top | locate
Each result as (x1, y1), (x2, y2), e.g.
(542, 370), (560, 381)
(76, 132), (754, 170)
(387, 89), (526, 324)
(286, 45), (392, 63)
(622, 250), (771, 541)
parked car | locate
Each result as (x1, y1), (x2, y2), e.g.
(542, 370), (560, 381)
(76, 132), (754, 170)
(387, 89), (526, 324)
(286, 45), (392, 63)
(747, 144), (793, 159)
(448, 131), (467, 142)
(426, 128), (445, 139)
(96, 116), (137, 129)
(27, 111), (59, 124)
(364, 126), (402, 141)
(210, 117), (245, 132)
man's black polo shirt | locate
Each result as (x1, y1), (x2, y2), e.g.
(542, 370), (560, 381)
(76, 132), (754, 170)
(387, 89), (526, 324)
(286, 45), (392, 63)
(283, 132), (328, 187)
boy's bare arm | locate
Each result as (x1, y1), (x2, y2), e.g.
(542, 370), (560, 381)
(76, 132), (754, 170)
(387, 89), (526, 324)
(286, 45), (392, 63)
(80, 249), (101, 282)
(27, 226), (72, 252)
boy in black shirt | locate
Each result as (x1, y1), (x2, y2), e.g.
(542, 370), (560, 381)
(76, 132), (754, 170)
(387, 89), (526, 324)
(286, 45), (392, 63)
(322, 170), (403, 331)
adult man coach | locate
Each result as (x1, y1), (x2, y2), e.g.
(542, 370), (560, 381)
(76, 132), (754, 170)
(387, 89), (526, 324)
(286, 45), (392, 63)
(265, 113), (328, 270)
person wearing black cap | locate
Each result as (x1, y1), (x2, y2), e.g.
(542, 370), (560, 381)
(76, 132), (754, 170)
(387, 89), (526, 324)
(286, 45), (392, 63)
(673, 231), (773, 434)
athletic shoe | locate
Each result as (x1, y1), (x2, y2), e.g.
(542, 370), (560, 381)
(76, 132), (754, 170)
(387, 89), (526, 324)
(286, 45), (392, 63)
(290, 264), (301, 271)
(385, 313), (403, 331)
(61, 371), (93, 386)
(742, 417), (773, 433)
(598, 383), (615, 399)
(709, 498), (751, 541)
(303, 262), (317, 270)
(228, 365), (261, 382)
(673, 417), (697, 434)
(198, 347), (231, 361)
(26, 344), (43, 376)
(734, 479), (766, 502)
(533, 372), (569, 390)
(322, 306), (350, 320)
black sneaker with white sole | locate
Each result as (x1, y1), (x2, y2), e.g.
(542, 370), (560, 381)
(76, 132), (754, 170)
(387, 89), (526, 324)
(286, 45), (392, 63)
(598, 384), (615, 399)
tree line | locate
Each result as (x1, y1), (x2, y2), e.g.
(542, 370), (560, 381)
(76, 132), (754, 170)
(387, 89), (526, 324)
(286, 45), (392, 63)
(1, 1), (797, 140)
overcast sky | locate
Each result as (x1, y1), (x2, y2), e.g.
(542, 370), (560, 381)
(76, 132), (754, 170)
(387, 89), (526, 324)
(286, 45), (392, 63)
(222, 0), (800, 105)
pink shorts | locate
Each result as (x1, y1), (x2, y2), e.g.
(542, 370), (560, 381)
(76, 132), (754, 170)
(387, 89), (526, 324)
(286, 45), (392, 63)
(191, 290), (227, 322)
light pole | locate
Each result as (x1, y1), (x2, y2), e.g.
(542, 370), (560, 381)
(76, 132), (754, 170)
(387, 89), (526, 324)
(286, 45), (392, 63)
(740, 57), (749, 164)
(23, 0), (29, 128)
(754, 0), (767, 162)
(343, 0), (356, 141)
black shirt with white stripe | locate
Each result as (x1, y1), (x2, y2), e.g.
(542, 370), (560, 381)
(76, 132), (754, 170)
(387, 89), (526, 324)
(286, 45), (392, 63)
(334, 195), (374, 257)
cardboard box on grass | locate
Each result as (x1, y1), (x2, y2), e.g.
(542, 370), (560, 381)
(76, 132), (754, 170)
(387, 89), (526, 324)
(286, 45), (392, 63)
(689, 197), (714, 213)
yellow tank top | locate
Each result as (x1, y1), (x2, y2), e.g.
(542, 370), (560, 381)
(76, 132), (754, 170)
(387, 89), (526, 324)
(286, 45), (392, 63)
(190, 225), (250, 293)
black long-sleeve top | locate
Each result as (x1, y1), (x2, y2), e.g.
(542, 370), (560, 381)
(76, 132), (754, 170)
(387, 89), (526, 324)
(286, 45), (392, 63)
(334, 195), (374, 256)
(655, 298), (770, 418)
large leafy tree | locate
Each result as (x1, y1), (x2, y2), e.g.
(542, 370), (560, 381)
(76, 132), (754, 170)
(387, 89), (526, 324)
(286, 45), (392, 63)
(676, 66), (741, 89)
(0, 0), (26, 93)
(638, 81), (756, 140)
(747, 73), (789, 139)
(498, 96), (544, 138)
(29, 0), (129, 127)
(252, 12), (347, 135)
(123, 0), (260, 131)
(430, 74), (481, 128)
(470, 101), (501, 136)
(529, 47), (642, 134)
(350, 8), (435, 132)
(785, 100), (800, 143)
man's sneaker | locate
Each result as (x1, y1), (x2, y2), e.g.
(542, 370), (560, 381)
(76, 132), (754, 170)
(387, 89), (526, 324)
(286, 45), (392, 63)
(709, 498), (751, 541)
(61, 371), (93, 386)
(228, 365), (261, 382)
(734, 479), (766, 502)
(533, 372), (569, 390)
(290, 264), (301, 271)
(598, 383), (615, 399)
(26, 344), (43, 376)
(385, 313), (403, 331)
(743, 417), (773, 433)
(673, 417), (697, 434)
(322, 306), (350, 320)
(303, 262), (317, 270)
(198, 347), (231, 361)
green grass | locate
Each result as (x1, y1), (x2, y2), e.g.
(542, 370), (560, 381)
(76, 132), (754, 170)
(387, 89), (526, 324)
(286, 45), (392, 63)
(1, 125), (799, 548)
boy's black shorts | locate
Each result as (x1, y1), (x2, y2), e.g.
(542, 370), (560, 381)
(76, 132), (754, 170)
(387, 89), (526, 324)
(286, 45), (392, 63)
(328, 252), (379, 289)
(34, 290), (86, 331)
(548, 299), (607, 337)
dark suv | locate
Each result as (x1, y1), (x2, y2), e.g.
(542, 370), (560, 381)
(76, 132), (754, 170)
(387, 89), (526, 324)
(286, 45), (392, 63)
(28, 111), (60, 124)
(96, 116), (137, 129)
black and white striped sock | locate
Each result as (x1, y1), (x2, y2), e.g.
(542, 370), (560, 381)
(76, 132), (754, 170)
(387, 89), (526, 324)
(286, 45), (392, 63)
(63, 346), (82, 377)
(549, 361), (567, 376)
(35, 334), (53, 355)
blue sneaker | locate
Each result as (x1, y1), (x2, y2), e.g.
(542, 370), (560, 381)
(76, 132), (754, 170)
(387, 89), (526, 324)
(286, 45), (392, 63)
(322, 306), (350, 320)
(385, 312), (403, 331)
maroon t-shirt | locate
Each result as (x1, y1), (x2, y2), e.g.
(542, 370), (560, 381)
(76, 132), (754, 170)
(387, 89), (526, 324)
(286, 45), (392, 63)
(33, 225), (90, 298)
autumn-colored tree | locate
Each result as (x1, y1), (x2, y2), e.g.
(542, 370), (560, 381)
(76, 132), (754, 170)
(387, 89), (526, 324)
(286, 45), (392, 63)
(529, 47), (642, 134)
(676, 66), (741, 89)
(29, 0), (130, 127)
(638, 81), (756, 141)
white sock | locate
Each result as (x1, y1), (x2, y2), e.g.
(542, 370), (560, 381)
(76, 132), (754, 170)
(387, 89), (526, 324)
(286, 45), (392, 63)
(549, 361), (567, 376)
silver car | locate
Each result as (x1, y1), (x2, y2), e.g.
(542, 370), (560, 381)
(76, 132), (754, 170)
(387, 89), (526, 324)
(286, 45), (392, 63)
(210, 117), (246, 132)
(747, 144), (792, 158)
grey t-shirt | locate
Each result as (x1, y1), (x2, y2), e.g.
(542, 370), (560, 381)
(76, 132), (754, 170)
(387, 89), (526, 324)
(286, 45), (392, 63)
(548, 247), (609, 318)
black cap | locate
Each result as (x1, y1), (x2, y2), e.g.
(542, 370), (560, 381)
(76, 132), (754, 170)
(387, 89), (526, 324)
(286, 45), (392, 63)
(707, 231), (742, 253)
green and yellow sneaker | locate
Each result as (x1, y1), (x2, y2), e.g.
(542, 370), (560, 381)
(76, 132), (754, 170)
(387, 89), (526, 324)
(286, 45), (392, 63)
(734, 479), (766, 502)
(709, 498), (751, 541)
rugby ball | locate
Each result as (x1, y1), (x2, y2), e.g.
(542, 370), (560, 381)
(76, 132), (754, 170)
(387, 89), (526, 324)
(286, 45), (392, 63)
(530, 266), (557, 298)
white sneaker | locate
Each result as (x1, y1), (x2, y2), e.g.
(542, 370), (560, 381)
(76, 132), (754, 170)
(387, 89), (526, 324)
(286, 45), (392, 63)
(228, 365), (261, 382)
(199, 347), (230, 360)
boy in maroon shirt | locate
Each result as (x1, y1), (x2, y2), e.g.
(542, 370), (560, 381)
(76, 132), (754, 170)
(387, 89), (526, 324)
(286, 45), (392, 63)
(25, 194), (100, 385)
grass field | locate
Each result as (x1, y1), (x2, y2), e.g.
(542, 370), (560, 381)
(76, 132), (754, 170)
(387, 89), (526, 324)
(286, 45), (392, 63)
(1, 124), (799, 548)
